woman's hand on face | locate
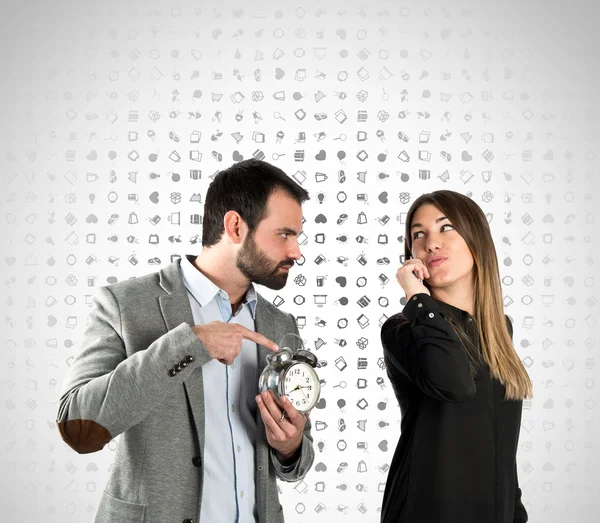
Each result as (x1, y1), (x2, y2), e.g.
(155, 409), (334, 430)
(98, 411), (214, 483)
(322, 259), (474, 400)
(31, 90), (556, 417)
(396, 258), (431, 300)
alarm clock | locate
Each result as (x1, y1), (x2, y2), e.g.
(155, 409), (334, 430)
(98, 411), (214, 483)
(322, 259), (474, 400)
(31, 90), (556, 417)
(258, 333), (320, 415)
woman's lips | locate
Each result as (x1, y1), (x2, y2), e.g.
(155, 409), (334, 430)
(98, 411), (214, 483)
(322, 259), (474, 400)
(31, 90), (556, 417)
(428, 258), (447, 267)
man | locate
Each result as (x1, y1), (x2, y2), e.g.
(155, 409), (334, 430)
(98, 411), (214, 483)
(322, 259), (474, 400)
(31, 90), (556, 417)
(56, 159), (314, 523)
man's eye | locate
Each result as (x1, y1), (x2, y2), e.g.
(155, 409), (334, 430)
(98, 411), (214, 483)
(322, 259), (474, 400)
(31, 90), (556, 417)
(280, 233), (288, 239)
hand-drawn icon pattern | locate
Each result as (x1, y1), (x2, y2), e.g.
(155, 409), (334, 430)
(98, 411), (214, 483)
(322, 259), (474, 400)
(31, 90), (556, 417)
(0, 1), (598, 522)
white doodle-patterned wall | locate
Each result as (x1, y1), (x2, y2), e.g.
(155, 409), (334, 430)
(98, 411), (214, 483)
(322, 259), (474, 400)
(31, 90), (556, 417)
(1, 0), (599, 521)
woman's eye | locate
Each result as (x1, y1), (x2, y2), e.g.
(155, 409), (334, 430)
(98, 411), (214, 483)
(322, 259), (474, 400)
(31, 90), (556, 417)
(413, 224), (453, 239)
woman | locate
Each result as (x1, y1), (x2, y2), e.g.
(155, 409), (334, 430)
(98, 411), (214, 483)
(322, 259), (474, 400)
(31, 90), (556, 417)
(380, 190), (532, 523)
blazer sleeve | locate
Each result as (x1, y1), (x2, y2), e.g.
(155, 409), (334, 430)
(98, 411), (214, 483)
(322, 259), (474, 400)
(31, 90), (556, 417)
(56, 285), (212, 454)
(381, 293), (475, 402)
(270, 312), (315, 482)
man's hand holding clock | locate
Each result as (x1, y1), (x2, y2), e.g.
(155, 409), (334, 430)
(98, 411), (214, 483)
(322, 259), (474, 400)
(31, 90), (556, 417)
(255, 390), (308, 464)
(254, 333), (320, 466)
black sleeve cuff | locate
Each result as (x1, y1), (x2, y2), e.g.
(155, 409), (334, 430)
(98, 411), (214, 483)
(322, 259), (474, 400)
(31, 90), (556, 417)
(402, 293), (442, 321)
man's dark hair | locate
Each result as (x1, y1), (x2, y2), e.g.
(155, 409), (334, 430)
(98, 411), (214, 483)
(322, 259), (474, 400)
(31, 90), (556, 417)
(201, 159), (310, 247)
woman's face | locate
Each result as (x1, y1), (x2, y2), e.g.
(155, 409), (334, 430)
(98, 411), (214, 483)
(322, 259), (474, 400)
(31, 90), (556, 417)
(410, 203), (475, 290)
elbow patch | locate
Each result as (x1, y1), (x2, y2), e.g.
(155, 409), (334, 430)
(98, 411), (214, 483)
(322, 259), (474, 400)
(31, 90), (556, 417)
(57, 419), (112, 454)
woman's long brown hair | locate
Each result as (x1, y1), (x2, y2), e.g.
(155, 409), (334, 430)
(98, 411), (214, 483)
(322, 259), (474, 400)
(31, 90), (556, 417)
(404, 190), (533, 401)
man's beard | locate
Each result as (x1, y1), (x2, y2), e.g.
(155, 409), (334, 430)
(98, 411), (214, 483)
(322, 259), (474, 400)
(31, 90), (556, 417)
(236, 233), (294, 290)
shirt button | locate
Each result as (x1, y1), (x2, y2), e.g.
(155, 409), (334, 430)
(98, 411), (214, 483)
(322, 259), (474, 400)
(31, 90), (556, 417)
(417, 303), (423, 308)
(237, 445), (241, 453)
(231, 404), (236, 412)
(413, 296), (418, 301)
(240, 490), (244, 498)
(428, 312), (434, 318)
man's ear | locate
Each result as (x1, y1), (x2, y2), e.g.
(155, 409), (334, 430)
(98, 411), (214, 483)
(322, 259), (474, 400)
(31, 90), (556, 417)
(223, 211), (245, 245)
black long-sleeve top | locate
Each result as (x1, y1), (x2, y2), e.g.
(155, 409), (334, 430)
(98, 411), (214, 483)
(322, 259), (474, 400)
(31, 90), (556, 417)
(380, 293), (528, 523)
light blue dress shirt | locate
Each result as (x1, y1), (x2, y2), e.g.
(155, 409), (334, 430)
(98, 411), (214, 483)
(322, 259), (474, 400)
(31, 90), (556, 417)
(180, 254), (259, 523)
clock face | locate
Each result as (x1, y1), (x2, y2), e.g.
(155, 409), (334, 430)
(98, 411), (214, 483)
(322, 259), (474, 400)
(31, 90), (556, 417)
(282, 363), (319, 412)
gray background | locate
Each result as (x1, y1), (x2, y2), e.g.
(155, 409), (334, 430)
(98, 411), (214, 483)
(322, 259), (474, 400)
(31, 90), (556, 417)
(1, 0), (599, 521)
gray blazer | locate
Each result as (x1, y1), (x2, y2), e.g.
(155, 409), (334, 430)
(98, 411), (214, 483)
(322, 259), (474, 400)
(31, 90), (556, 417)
(56, 258), (314, 523)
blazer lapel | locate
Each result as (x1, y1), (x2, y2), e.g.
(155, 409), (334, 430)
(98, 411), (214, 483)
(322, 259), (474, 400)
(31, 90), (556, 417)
(158, 259), (207, 459)
(254, 294), (278, 437)
(254, 294), (278, 371)
(254, 294), (280, 520)
(158, 259), (195, 330)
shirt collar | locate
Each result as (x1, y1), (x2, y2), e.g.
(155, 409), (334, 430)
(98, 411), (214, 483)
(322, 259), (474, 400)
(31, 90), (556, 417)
(180, 254), (257, 319)
(430, 295), (473, 322)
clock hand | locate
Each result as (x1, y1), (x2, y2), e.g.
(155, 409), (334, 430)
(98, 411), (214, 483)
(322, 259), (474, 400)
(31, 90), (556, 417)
(286, 385), (303, 398)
